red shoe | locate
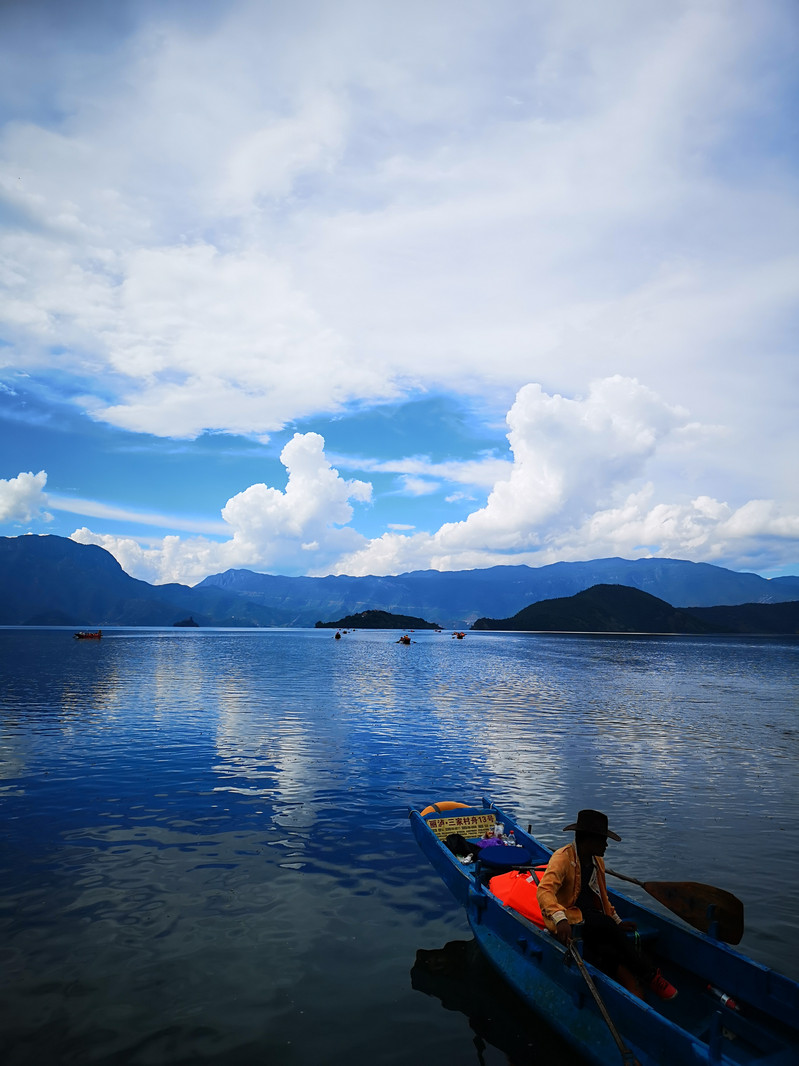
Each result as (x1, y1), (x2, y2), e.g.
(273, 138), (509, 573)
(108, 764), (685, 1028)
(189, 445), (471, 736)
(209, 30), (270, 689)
(650, 970), (678, 1000)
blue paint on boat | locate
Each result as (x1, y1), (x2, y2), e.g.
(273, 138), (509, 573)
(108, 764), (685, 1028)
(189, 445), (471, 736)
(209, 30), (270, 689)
(410, 797), (799, 1066)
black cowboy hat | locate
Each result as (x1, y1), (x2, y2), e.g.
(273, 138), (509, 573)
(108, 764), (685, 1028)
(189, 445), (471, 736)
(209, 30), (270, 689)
(563, 809), (621, 841)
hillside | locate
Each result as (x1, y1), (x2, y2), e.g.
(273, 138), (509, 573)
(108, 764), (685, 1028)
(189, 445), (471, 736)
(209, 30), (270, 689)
(315, 609), (440, 629)
(474, 585), (726, 633)
(685, 601), (799, 634)
(0, 535), (288, 627)
(472, 584), (799, 633)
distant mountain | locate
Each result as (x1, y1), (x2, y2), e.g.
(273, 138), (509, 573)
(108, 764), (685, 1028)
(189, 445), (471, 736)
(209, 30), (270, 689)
(0, 535), (289, 627)
(768, 575), (799, 599)
(315, 609), (441, 630)
(2, 534), (798, 630)
(199, 557), (799, 628)
(472, 585), (724, 633)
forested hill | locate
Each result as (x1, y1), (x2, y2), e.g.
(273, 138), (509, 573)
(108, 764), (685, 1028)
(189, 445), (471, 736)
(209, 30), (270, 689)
(472, 584), (799, 634)
(315, 609), (440, 629)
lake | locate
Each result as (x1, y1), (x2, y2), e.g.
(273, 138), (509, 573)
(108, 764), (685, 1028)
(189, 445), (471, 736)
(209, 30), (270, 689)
(1, 627), (797, 1065)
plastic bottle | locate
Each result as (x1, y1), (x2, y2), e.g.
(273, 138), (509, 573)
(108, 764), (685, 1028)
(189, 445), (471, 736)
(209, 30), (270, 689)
(507, 829), (516, 846)
(707, 984), (739, 1011)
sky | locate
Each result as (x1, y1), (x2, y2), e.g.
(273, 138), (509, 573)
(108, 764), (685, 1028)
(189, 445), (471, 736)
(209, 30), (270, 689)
(1, 0), (797, 587)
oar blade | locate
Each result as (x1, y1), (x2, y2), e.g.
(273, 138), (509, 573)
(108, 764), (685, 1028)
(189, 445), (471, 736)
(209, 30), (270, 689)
(643, 880), (744, 945)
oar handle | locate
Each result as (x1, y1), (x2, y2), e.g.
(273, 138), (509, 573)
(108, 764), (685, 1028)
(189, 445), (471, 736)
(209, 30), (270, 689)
(567, 944), (640, 1066)
(605, 867), (644, 888)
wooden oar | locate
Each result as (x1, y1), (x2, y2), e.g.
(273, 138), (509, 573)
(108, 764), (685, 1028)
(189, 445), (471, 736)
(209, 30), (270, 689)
(567, 943), (641, 1066)
(606, 869), (744, 945)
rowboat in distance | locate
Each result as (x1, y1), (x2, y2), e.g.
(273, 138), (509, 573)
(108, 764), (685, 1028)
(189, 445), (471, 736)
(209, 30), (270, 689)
(409, 797), (799, 1066)
(73, 630), (102, 639)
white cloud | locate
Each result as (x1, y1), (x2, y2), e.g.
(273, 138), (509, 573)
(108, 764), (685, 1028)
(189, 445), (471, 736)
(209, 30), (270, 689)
(397, 476), (439, 497)
(220, 430), (370, 545)
(348, 454), (512, 490)
(1, 3), (796, 577)
(433, 376), (686, 547)
(48, 494), (227, 534)
(71, 432), (372, 584)
(65, 378), (799, 582)
(0, 470), (50, 524)
(1, 0), (795, 452)
(215, 92), (347, 212)
(331, 378), (799, 575)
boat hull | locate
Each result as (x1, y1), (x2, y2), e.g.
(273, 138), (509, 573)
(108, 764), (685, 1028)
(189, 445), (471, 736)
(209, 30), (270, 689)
(410, 798), (799, 1066)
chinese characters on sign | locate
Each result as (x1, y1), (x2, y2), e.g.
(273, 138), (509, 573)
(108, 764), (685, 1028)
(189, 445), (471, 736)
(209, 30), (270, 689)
(427, 813), (496, 839)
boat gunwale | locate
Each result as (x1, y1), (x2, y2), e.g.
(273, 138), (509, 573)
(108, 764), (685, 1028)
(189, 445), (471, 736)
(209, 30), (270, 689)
(410, 798), (799, 1065)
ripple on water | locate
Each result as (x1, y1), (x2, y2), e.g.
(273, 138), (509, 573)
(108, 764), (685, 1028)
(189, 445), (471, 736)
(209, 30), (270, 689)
(0, 628), (797, 1064)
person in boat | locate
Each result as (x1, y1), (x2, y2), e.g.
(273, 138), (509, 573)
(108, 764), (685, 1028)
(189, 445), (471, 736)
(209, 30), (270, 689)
(536, 809), (677, 1001)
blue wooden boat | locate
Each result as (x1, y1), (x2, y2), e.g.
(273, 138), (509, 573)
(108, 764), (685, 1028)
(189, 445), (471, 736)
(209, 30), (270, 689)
(410, 797), (799, 1066)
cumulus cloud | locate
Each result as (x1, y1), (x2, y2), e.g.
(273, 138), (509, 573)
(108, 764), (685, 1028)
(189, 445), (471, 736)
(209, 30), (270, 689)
(0, 470), (50, 524)
(71, 432), (371, 584)
(219, 431), (370, 550)
(331, 378), (799, 575)
(545, 492), (799, 575)
(65, 378), (799, 582)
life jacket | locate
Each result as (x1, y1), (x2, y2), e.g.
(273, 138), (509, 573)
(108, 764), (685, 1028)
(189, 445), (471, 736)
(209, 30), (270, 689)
(489, 867), (549, 927)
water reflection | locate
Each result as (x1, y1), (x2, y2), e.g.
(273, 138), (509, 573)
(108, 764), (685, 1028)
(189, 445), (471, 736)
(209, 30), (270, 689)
(411, 939), (583, 1065)
(1, 628), (797, 1064)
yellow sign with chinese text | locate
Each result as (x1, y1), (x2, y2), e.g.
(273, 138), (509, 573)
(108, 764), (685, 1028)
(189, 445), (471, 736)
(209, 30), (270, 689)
(427, 813), (496, 840)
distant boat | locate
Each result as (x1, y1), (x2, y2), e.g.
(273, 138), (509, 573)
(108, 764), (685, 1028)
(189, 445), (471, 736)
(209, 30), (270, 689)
(74, 630), (102, 640)
(173, 617), (199, 627)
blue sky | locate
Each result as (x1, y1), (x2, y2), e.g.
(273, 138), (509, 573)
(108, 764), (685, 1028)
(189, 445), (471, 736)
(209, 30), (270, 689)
(1, 0), (797, 585)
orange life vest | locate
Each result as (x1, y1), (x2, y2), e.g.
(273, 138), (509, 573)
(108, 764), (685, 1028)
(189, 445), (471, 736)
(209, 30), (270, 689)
(489, 867), (549, 927)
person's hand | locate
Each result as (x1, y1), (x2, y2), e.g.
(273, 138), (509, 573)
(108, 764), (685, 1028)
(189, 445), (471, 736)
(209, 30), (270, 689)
(555, 919), (572, 945)
(619, 920), (637, 933)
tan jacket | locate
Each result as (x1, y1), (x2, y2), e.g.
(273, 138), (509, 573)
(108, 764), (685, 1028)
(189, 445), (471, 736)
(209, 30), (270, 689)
(536, 843), (620, 933)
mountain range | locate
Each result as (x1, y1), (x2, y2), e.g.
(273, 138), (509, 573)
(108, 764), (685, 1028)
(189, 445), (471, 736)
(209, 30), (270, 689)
(1, 534), (798, 630)
(196, 555), (799, 628)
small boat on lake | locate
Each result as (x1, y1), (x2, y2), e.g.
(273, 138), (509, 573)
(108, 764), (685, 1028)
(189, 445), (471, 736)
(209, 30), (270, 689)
(410, 797), (799, 1066)
(73, 630), (102, 640)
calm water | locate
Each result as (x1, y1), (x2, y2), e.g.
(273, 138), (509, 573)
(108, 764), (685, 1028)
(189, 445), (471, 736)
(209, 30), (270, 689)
(1, 627), (797, 1065)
